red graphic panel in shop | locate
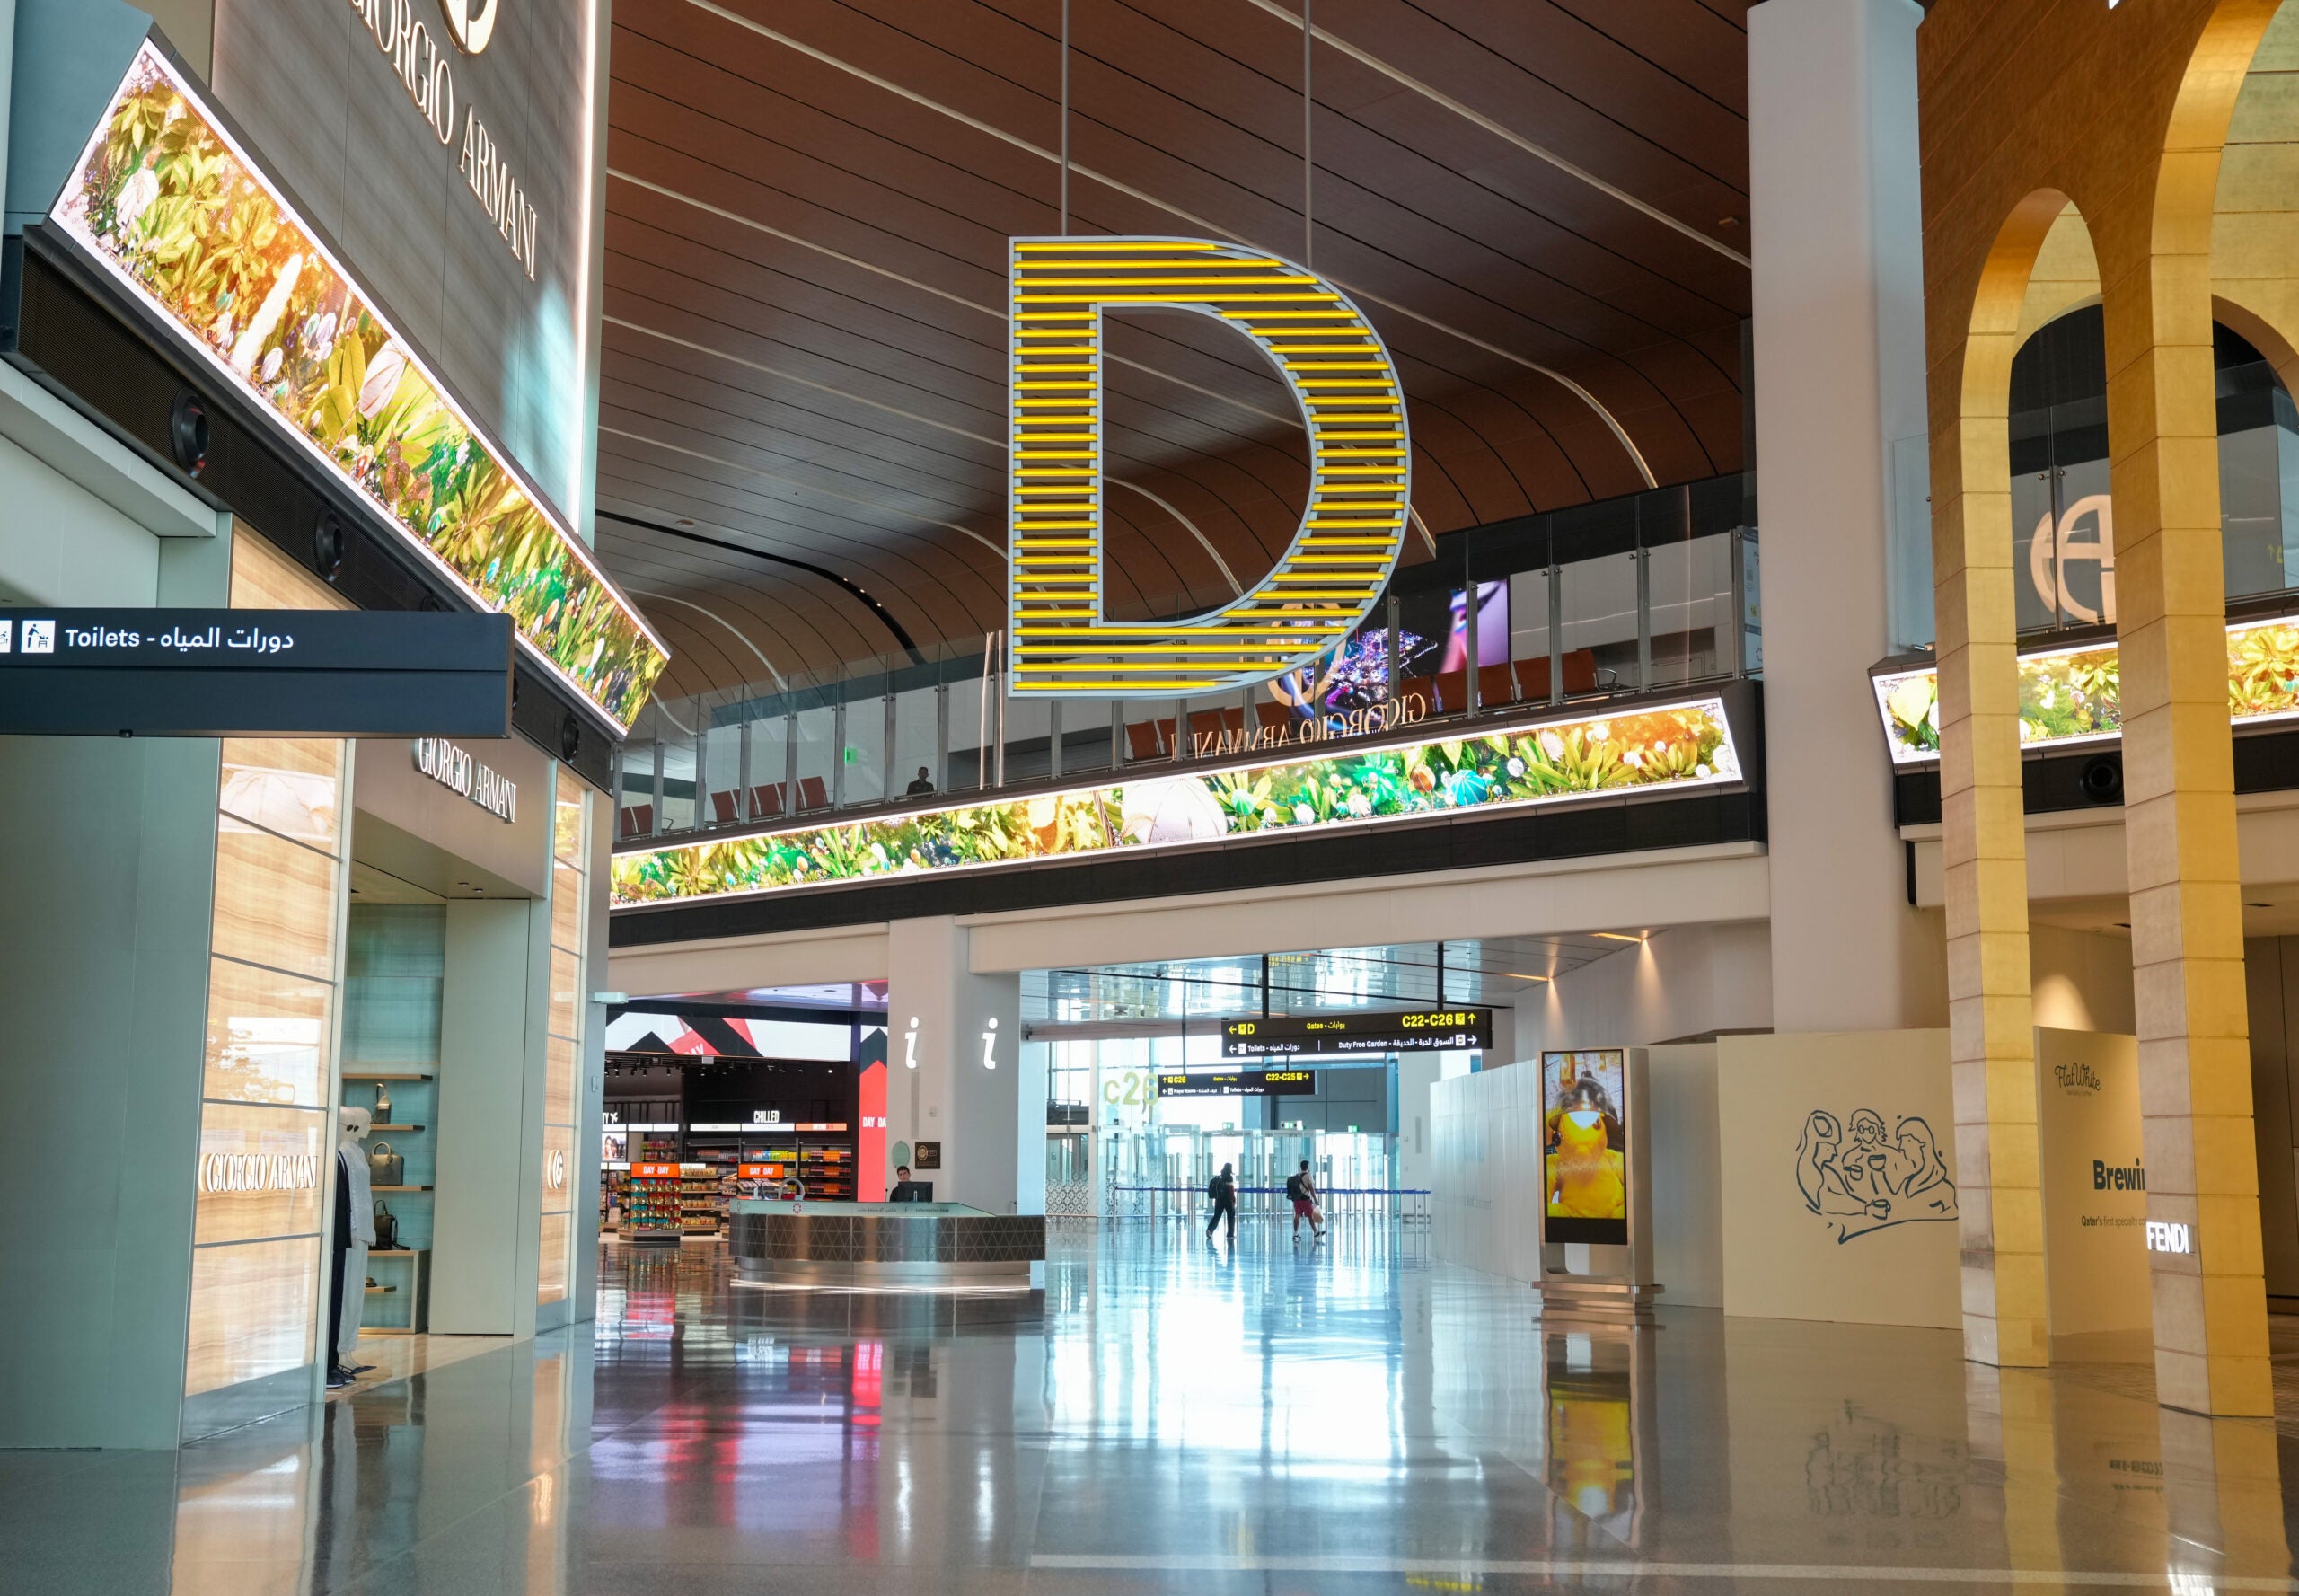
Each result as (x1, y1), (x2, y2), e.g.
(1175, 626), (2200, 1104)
(859, 1060), (886, 1203)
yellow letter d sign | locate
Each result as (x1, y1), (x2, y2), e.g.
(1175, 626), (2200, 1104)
(1008, 235), (1410, 698)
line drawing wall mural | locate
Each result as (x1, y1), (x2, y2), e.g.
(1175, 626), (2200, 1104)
(1795, 1109), (1958, 1244)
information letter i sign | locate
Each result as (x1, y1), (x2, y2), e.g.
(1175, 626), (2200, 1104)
(1006, 237), (1411, 698)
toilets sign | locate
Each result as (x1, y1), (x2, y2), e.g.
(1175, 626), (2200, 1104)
(413, 736), (517, 821)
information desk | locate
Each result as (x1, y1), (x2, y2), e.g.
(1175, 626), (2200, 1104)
(728, 1200), (1045, 1283)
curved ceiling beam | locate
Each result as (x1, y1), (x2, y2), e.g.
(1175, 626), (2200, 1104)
(610, 169), (1297, 431)
(1239, 0), (1750, 269)
(608, 312), (1301, 597)
(626, 587), (789, 691)
(673, 0), (1659, 487)
(1106, 477), (1241, 596)
(603, 508), (925, 663)
(604, 427), (1006, 568)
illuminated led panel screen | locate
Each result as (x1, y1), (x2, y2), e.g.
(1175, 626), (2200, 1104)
(1871, 613), (2299, 765)
(49, 44), (668, 730)
(612, 696), (1742, 909)
(1542, 1048), (1628, 1248)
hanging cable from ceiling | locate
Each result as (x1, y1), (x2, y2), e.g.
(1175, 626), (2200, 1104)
(1302, 0), (1313, 269)
(1060, 0), (1070, 236)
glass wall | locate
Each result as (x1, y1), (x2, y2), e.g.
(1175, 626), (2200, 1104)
(186, 531), (348, 1404)
(2007, 306), (2299, 637)
(540, 771), (591, 1307)
(619, 473), (1757, 842)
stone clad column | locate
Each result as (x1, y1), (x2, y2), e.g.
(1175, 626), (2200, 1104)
(2104, 234), (2273, 1415)
(884, 916), (1032, 1215)
(1926, 197), (2069, 1372)
(1748, 0), (1942, 1034)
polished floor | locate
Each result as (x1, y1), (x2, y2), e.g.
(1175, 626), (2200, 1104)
(13, 1224), (2299, 1592)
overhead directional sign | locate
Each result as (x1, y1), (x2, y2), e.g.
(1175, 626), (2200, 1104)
(0, 609), (514, 737)
(1221, 1008), (1491, 1059)
(1155, 1070), (1316, 1098)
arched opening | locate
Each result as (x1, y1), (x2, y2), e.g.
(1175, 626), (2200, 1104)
(2006, 304), (2299, 632)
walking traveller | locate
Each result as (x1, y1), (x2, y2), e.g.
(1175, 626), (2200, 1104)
(1285, 1160), (1325, 1240)
(1205, 1161), (1238, 1242)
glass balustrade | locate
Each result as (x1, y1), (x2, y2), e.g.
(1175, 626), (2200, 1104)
(614, 472), (1760, 842)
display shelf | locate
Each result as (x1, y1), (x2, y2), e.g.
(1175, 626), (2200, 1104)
(361, 1248), (430, 1335)
(345, 1067), (437, 1080)
(623, 1163), (687, 1241)
(373, 1184), (434, 1193)
(368, 1124), (427, 1133)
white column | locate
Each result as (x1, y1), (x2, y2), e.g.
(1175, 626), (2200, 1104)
(1748, 0), (1938, 1031)
(885, 917), (1032, 1214)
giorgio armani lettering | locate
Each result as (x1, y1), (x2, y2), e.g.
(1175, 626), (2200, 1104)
(413, 737), (516, 822)
(200, 1152), (319, 1192)
(342, 0), (543, 280)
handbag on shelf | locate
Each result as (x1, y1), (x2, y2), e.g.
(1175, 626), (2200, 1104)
(374, 1202), (398, 1251)
(367, 1141), (404, 1186)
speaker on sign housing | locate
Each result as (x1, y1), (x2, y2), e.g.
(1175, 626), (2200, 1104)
(559, 712), (582, 763)
(168, 389), (209, 478)
(313, 508), (346, 582)
(2080, 752), (2123, 806)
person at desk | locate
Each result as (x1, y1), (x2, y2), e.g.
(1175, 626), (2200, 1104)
(888, 1164), (932, 1203)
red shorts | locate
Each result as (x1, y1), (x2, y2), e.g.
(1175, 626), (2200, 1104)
(1293, 1198), (1316, 1217)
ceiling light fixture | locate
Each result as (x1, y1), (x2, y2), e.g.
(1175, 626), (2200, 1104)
(1592, 930), (1644, 943)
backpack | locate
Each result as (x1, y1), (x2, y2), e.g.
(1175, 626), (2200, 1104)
(1206, 1175), (1222, 1200)
(1284, 1174), (1304, 1201)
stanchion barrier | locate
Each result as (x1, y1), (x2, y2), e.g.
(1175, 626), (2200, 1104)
(1104, 1185), (1431, 1223)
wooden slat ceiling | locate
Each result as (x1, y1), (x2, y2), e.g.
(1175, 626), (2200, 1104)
(597, 0), (1755, 701)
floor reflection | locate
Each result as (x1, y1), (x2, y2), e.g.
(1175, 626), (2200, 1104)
(11, 1227), (2299, 1592)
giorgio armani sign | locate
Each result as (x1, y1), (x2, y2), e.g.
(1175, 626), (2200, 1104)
(413, 736), (517, 822)
(211, 0), (595, 519)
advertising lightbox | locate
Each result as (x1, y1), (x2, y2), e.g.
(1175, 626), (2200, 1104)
(1542, 1049), (1629, 1247)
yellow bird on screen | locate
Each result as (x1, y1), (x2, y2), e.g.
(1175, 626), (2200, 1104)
(1546, 1103), (1626, 1221)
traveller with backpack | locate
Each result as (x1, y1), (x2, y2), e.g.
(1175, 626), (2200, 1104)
(1205, 1162), (1238, 1243)
(1284, 1160), (1325, 1241)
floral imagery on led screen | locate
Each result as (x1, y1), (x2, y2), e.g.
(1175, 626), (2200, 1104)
(53, 45), (667, 727)
(1872, 616), (2299, 765)
(612, 699), (1740, 906)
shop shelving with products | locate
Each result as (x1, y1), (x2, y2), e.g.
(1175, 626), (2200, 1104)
(342, 1067), (438, 1320)
(741, 1123), (855, 1200)
(343, 903), (449, 1309)
(624, 1162), (685, 1244)
(360, 1248), (431, 1335)
(680, 1164), (724, 1235)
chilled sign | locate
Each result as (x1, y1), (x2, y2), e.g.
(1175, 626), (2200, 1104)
(1221, 1007), (1491, 1059)
(1155, 1070), (1316, 1098)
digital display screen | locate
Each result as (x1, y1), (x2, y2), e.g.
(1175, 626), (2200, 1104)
(1155, 1070), (1317, 1098)
(1441, 581), (1511, 675)
(1220, 1008), (1489, 1058)
(1542, 1049), (1628, 1247)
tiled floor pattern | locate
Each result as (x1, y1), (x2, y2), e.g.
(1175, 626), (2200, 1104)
(9, 1225), (2299, 1592)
